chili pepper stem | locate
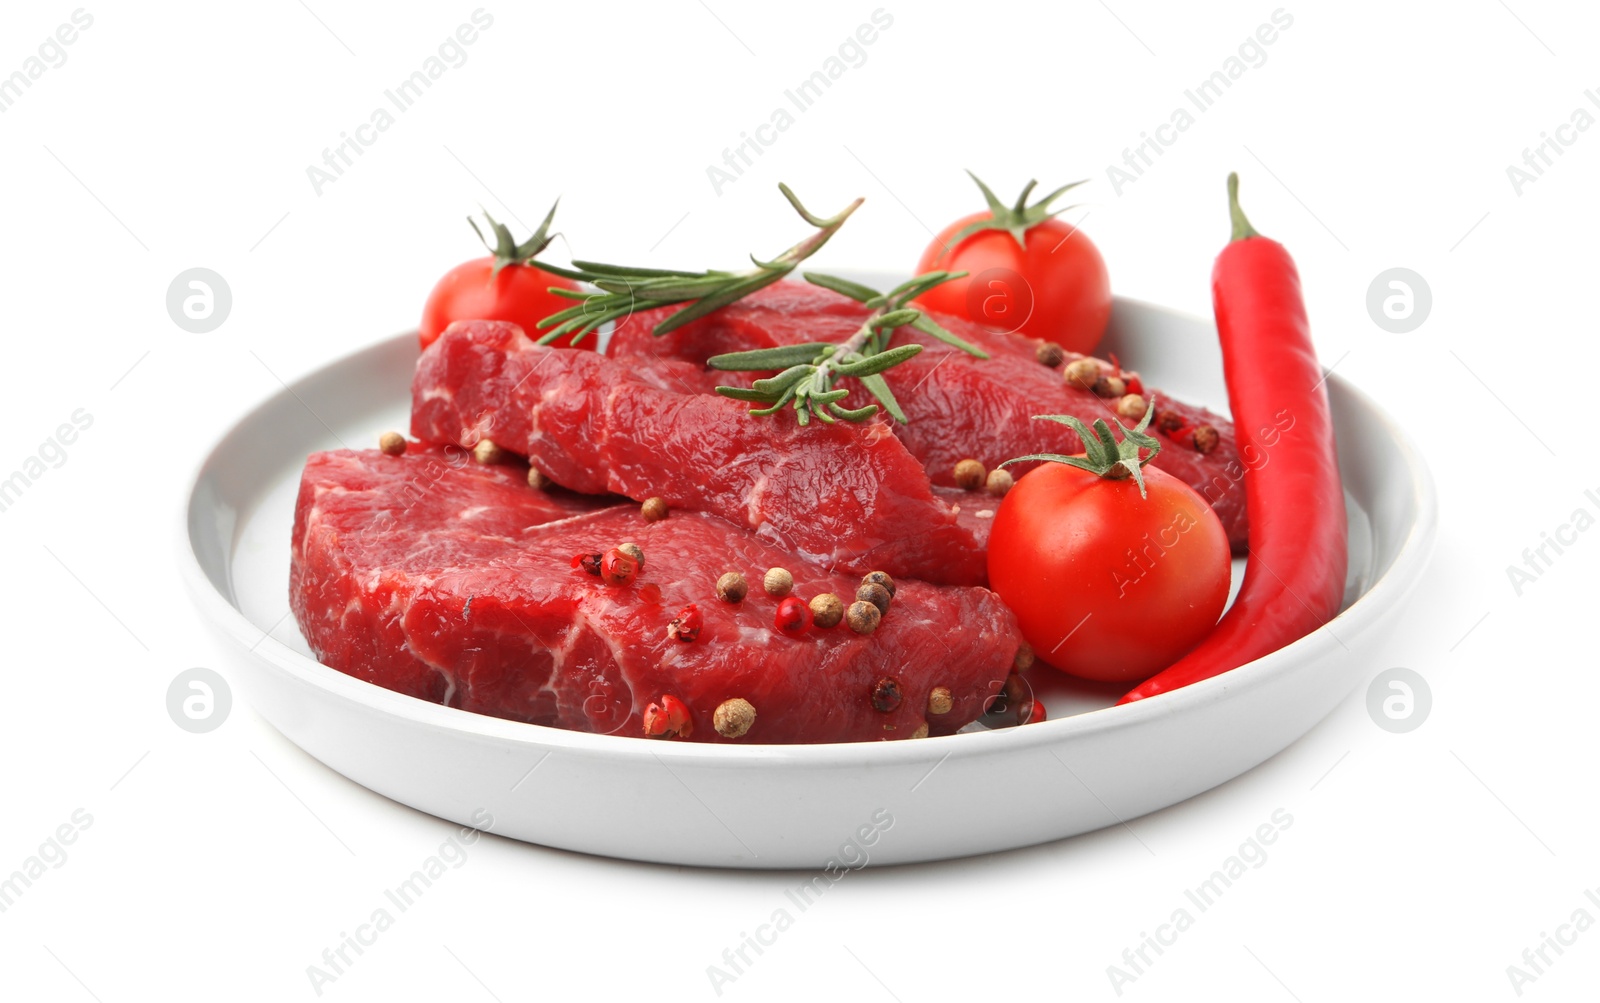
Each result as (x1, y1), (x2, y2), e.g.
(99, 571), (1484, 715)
(1227, 172), (1260, 243)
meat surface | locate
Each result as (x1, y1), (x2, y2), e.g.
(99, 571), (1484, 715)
(607, 282), (1250, 550)
(290, 445), (1019, 743)
(411, 320), (989, 585)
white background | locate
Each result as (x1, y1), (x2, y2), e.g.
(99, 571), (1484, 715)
(1, 1), (1596, 1000)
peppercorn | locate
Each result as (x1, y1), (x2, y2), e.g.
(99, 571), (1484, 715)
(1013, 642), (1035, 672)
(910, 722), (930, 739)
(643, 694), (693, 739)
(527, 466), (551, 490)
(856, 582), (892, 615)
(641, 496), (669, 522)
(1035, 342), (1065, 367)
(870, 677), (903, 713)
(667, 604), (702, 643)
(775, 595), (812, 635)
(846, 600), (881, 635)
(1156, 410), (1185, 435)
(572, 552), (603, 576)
(861, 571), (896, 597)
(985, 468), (1014, 497)
(953, 458), (986, 490)
(715, 571), (748, 603)
(472, 438), (506, 465)
(378, 431), (407, 456)
(617, 542), (645, 569)
(762, 567), (793, 597)
(1091, 374), (1127, 399)
(927, 686), (954, 715)
(809, 593), (844, 628)
(1192, 424), (1221, 455)
(1063, 357), (1101, 390)
(1116, 393), (1147, 420)
(713, 698), (756, 739)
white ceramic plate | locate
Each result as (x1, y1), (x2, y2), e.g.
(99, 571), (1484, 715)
(179, 287), (1436, 868)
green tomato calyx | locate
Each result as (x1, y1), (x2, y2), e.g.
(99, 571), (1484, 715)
(1000, 399), (1163, 498)
(946, 171), (1089, 251)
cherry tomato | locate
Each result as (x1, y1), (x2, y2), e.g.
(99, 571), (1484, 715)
(986, 461), (1230, 683)
(419, 205), (583, 350)
(914, 173), (1111, 355)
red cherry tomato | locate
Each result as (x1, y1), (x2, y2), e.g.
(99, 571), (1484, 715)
(914, 174), (1111, 355)
(986, 461), (1231, 683)
(420, 259), (581, 350)
(419, 205), (584, 350)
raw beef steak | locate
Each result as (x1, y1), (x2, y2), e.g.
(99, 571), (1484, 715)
(290, 445), (1020, 743)
(411, 320), (989, 585)
(608, 282), (1251, 550)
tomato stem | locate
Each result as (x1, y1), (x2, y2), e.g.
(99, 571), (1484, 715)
(999, 399), (1163, 498)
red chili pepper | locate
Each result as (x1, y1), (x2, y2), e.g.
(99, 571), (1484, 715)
(1119, 174), (1347, 705)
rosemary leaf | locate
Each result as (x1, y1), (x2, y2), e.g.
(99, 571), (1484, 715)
(858, 373), (908, 424)
(716, 386), (781, 403)
(835, 343), (923, 377)
(910, 315), (989, 359)
(707, 343), (833, 371)
(802, 271), (882, 304)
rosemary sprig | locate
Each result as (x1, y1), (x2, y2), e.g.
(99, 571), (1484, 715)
(708, 309), (924, 425)
(707, 271), (994, 426)
(802, 270), (990, 359)
(533, 185), (862, 347)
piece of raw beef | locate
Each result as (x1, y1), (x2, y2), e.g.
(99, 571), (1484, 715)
(290, 445), (1020, 743)
(411, 320), (989, 584)
(607, 282), (1251, 551)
